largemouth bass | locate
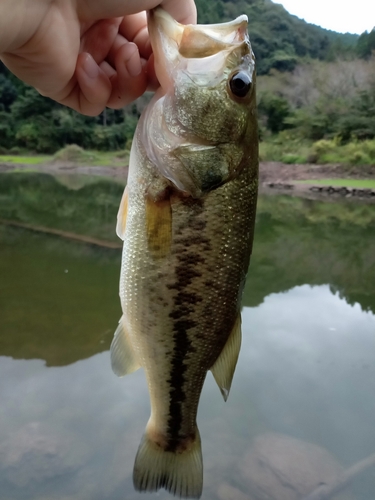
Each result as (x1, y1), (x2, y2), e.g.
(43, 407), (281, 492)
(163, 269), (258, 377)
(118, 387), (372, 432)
(111, 7), (258, 498)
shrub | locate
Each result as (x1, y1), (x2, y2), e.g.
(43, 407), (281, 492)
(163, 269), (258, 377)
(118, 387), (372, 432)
(313, 139), (337, 156)
(53, 144), (98, 163)
(348, 150), (371, 165)
(311, 138), (375, 165)
(281, 153), (306, 164)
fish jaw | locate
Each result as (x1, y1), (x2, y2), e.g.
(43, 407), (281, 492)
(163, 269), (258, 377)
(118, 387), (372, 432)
(147, 8), (184, 90)
(148, 7), (251, 93)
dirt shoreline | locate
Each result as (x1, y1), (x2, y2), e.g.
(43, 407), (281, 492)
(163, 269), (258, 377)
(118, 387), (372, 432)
(1, 160), (375, 202)
(259, 161), (375, 202)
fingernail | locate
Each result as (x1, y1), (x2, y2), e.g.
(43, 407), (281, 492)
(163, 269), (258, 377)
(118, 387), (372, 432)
(126, 45), (142, 77)
(82, 53), (99, 79)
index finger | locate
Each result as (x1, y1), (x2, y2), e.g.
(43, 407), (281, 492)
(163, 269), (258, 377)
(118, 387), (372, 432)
(118, 13), (151, 59)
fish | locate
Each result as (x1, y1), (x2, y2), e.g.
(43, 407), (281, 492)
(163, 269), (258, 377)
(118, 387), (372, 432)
(110, 7), (258, 499)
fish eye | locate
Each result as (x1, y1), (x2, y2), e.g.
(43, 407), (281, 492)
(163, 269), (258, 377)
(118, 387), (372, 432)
(229, 71), (252, 98)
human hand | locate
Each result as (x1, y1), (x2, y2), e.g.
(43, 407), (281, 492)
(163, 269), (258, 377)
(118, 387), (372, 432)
(0, 0), (196, 115)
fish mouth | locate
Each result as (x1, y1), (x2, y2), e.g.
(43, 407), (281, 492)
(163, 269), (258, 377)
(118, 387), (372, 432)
(148, 8), (250, 91)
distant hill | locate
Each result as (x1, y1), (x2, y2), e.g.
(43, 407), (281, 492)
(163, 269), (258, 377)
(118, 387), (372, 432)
(195, 0), (359, 74)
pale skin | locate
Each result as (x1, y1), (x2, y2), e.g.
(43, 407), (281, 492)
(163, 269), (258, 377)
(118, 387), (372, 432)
(0, 0), (196, 116)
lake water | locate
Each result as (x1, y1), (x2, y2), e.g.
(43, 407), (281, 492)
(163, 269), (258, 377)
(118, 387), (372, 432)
(0, 172), (375, 500)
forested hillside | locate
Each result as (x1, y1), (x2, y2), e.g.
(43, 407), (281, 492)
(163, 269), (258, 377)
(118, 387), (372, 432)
(0, 0), (373, 156)
(196, 0), (357, 74)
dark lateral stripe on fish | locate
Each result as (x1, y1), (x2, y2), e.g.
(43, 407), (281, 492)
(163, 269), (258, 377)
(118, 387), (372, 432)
(174, 234), (211, 250)
(164, 200), (210, 451)
(174, 291), (203, 305)
(165, 317), (196, 451)
(165, 247), (207, 451)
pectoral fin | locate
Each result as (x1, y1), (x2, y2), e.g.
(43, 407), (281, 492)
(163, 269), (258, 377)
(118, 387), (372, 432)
(110, 316), (140, 376)
(116, 186), (129, 241)
(210, 314), (242, 401)
(145, 194), (172, 258)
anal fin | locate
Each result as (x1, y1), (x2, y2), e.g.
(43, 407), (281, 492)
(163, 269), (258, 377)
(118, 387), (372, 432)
(116, 186), (129, 241)
(210, 313), (242, 401)
(110, 316), (140, 376)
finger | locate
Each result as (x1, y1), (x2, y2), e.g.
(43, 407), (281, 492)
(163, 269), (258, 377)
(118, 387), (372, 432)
(134, 26), (152, 59)
(106, 33), (128, 68)
(106, 30), (151, 69)
(80, 18), (122, 64)
(72, 52), (112, 115)
(100, 60), (117, 79)
(118, 12), (147, 42)
(107, 42), (147, 109)
(118, 13), (151, 59)
(145, 53), (159, 91)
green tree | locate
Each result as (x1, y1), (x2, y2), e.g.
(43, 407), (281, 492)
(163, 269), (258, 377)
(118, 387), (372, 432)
(357, 29), (375, 59)
(0, 74), (17, 111)
(337, 86), (375, 141)
(258, 94), (292, 133)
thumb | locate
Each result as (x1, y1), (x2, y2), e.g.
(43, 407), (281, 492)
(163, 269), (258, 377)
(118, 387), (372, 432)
(78, 0), (196, 24)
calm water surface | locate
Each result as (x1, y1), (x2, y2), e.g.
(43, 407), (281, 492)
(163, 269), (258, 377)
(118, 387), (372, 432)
(0, 173), (375, 500)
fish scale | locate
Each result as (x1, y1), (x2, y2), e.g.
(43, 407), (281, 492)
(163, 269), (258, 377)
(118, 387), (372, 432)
(111, 7), (258, 499)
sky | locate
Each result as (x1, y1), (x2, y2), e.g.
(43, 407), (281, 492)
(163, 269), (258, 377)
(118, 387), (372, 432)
(275, 0), (375, 34)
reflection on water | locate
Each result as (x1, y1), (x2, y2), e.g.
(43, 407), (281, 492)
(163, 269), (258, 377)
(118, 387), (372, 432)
(0, 173), (374, 500)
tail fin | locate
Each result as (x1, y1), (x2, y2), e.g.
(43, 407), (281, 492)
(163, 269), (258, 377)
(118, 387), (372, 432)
(133, 428), (203, 499)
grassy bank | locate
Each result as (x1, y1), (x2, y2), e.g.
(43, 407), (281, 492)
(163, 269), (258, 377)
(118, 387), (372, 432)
(260, 134), (375, 167)
(0, 155), (52, 164)
(0, 145), (130, 168)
